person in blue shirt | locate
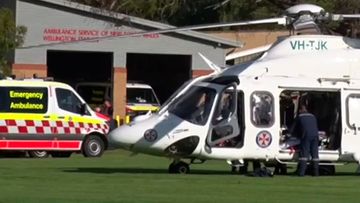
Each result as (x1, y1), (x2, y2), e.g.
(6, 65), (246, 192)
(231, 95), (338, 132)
(291, 103), (319, 176)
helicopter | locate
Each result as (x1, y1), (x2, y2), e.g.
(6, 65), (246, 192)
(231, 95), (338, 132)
(108, 4), (360, 175)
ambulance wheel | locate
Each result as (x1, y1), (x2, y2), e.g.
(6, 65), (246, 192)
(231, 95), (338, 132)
(168, 161), (190, 174)
(28, 151), (49, 158)
(82, 135), (105, 157)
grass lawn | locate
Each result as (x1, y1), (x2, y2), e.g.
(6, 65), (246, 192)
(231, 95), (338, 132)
(0, 149), (359, 203)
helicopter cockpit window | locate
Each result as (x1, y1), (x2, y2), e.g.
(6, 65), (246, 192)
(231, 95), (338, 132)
(159, 78), (194, 112)
(168, 86), (216, 126)
(251, 91), (274, 126)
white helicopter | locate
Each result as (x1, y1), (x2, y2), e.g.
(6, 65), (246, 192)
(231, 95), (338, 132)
(109, 4), (360, 174)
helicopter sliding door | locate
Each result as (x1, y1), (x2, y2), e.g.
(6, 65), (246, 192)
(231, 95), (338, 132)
(279, 90), (342, 152)
(205, 84), (243, 148)
(341, 89), (360, 158)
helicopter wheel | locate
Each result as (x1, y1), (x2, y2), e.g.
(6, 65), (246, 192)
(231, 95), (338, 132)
(319, 165), (335, 176)
(274, 163), (287, 175)
(168, 161), (190, 174)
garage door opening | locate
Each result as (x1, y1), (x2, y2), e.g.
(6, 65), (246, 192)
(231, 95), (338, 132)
(126, 53), (191, 104)
(47, 50), (113, 86)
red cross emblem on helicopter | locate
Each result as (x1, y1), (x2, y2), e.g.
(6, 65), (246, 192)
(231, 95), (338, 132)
(256, 131), (272, 148)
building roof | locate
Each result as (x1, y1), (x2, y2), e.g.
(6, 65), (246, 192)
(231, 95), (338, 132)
(29, 0), (241, 48)
(207, 30), (288, 62)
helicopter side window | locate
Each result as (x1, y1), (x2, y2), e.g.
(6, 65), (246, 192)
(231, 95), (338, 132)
(251, 91), (274, 127)
(347, 94), (360, 130)
(212, 90), (234, 125)
(207, 87), (244, 148)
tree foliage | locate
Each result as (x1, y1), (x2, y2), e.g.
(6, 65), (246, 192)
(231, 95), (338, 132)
(333, 0), (360, 37)
(0, 8), (27, 76)
(70, 0), (360, 35)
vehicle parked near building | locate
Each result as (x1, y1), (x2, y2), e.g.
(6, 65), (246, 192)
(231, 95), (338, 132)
(76, 82), (161, 123)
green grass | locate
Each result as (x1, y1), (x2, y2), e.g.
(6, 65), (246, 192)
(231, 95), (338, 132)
(0, 150), (359, 203)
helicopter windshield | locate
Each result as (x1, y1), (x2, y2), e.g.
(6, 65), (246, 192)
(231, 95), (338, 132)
(159, 78), (195, 112)
(168, 86), (216, 126)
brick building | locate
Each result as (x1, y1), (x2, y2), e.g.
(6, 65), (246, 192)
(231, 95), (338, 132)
(0, 0), (239, 121)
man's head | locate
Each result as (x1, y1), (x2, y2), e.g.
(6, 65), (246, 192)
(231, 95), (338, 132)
(299, 104), (308, 113)
(104, 98), (112, 107)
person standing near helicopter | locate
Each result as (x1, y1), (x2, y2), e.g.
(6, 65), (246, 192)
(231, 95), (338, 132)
(291, 102), (319, 176)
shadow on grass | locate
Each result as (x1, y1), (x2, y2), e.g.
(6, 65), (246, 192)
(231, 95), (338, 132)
(328, 172), (359, 176)
(62, 167), (359, 177)
(273, 172), (358, 177)
(62, 167), (233, 175)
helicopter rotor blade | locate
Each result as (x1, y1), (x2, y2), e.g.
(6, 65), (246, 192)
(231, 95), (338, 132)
(341, 14), (360, 18)
(174, 17), (288, 31)
(330, 14), (360, 21)
(21, 17), (288, 49)
(115, 17), (288, 38)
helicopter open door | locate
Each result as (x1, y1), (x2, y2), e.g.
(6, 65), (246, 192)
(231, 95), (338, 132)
(205, 83), (242, 148)
(341, 89), (360, 161)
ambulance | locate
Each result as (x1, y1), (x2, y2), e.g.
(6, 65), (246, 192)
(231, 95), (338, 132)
(76, 81), (161, 123)
(0, 78), (110, 158)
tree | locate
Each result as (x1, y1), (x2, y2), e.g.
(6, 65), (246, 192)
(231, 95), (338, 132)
(68, 0), (335, 25)
(73, 0), (184, 23)
(70, 0), (360, 35)
(333, 0), (360, 37)
(0, 8), (26, 76)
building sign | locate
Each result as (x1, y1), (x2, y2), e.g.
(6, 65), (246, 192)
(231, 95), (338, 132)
(42, 27), (160, 42)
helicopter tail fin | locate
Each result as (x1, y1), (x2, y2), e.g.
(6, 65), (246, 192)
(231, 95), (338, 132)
(198, 52), (222, 73)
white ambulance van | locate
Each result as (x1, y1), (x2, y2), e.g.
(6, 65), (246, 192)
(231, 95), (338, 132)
(0, 78), (110, 158)
(76, 82), (161, 123)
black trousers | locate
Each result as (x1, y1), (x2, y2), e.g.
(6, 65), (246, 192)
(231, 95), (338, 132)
(298, 136), (319, 176)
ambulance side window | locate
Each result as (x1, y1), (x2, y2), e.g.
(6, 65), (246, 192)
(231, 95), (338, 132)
(56, 88), (87, 115)
(251, 91), (274, 127)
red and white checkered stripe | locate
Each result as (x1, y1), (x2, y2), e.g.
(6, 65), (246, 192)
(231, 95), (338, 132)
(0, 119), (109, 135)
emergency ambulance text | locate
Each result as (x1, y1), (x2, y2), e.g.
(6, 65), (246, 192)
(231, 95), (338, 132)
(9, 91), (44, 100)
(10, 102), (43, 110)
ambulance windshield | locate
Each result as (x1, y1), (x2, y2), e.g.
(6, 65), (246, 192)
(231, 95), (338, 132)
(127, 88), (159, 105)
(168, 86), (216, 126)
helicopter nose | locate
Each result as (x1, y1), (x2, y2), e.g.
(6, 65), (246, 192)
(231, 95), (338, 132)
(108, 126), (141, 149)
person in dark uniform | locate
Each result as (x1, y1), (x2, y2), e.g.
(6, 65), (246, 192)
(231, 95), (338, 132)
(291, 104), (319, 176)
